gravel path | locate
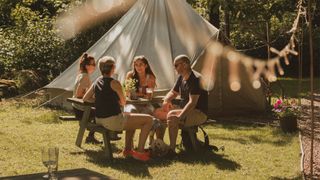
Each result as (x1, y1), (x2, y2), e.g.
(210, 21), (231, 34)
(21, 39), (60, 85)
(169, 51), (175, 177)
(299, 95), (320, 180)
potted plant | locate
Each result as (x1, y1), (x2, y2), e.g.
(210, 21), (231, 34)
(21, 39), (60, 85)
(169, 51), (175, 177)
(272, 99), (300, 133)
(123, 78), (138, 100)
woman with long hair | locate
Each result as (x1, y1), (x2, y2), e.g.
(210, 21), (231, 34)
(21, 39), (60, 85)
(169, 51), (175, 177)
(124, 55), (156, 114)
(72, 53), (101, 144)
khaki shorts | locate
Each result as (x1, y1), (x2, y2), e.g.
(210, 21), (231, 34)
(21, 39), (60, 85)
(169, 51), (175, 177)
(96, 113), (128, 131)
(183, 109), (207, 127)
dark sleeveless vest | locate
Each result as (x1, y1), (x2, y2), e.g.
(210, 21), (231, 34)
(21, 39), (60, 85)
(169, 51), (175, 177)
(94, 77), (121, 118)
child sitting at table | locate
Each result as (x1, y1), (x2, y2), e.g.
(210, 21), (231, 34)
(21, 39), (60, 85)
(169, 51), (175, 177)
(83, 56), (152, 161)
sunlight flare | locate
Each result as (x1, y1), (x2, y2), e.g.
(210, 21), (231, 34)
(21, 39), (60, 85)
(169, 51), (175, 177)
(55, 0), (135, 40)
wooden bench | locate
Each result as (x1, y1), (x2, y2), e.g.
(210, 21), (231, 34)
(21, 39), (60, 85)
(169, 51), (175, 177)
(66, 98), (121, 160)
(59, 115), (77, 121)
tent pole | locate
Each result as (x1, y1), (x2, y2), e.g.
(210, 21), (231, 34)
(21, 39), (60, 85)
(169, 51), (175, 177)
(266, 21), (271, 104)
(298, 20), (303, 106)
(307, 0), (315, 177)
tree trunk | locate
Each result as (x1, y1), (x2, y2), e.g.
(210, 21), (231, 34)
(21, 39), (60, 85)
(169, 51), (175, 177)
(208, 0), (220, 28)
(223, 0), (230, 38)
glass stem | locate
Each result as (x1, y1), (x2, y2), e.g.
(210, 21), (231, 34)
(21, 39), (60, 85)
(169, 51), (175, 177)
(48, 166), (53, 178)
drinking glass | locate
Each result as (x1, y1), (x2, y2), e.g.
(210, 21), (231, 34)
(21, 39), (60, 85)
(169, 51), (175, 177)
(146, 88), (153, 100)
(41, 147), (59, 180)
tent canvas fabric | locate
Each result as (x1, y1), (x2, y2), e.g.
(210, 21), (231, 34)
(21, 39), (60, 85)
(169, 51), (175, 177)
(45, 0), (266, 117)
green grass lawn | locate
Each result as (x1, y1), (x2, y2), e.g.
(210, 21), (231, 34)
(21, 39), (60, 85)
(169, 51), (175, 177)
(0, 99), (301, 179)
(271, 78), (320, 98)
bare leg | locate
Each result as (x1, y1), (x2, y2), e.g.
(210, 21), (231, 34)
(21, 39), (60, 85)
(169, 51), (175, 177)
(153, 108), (168, 140)
(123, 113), (152, 152)
(168, 117), (179, 150)
(167, 110), (182, 150)
(154, 108), (168, 121)
(125, 130), (135, 150)
(155, 126), (166, 140)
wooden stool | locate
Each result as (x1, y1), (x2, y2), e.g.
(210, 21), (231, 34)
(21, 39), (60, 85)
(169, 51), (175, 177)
(67, 98), (122, 160)
(85, 122), (121, 159)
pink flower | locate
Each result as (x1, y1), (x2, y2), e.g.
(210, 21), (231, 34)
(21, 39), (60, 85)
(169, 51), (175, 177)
(276, 99), (282, 105)
(273, 99), (282, 109)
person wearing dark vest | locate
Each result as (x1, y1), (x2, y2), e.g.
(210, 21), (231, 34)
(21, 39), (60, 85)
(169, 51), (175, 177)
(154, 55), (208, 157)
(83, 56), (153, 161)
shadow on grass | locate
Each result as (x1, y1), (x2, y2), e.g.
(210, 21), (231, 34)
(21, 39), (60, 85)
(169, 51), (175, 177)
(83, 149), (240, 178)
(69, 143), (121, 156)
(173, 151), (241, 171)
(269, 175), (302, 180)
(210, 123), (298, 146)
(85, 149), (154, 178)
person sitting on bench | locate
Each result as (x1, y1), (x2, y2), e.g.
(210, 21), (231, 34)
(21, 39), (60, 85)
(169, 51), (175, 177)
(83, 56), (153, 161)
(154, 54), (208, 157)
(72, 53), (101, 144)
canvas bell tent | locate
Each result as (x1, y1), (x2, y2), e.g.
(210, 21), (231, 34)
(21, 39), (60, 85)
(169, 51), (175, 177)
(45, 0), (267, 117)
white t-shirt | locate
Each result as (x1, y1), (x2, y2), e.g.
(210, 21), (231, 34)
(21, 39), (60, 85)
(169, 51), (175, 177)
(72, 73), (91, 111)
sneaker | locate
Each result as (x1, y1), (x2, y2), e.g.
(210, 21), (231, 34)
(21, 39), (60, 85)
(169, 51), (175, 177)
(85, 136), (102, 144)
(122, 149), (134, 158)
(131, 150), (150, 161)
(144, 148), (151, 157)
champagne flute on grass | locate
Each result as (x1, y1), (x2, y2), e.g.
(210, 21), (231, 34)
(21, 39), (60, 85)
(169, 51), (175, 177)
(41, 147), (59, 180)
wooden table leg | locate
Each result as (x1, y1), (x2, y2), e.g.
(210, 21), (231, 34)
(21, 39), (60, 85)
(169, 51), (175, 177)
(75, 107), (91, 147)
(102, 131), (113, 159)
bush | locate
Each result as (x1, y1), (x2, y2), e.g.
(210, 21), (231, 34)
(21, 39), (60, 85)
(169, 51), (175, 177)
(0, 0), (120, 91)
(14, 70), (43, 93)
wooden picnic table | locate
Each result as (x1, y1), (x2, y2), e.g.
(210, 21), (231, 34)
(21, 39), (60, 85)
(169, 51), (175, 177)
(0, 168), (111, 180)
(66, 96), (165, 160)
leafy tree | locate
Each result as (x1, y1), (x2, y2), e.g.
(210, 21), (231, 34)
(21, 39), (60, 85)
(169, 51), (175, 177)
(0, 0), (74, 89)
(0, 0), (120, 91)
(0, 0), (318, 93)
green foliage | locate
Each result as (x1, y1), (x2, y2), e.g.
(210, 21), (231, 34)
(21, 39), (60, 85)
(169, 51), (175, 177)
(123, 78), (138, 92)
(272, 98), (300, 119)
(0, 0), (119, 92)
(186, 0), (298, 51)
(227, 0), (296, 50)
(0, 0), (319, 93)
(14, 70), (43, 92)
(0, 17), (67, 84)
(0, 0), (71, 86)
(0, 0), (20, 26)
(187, 0), (209, 19)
